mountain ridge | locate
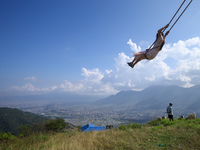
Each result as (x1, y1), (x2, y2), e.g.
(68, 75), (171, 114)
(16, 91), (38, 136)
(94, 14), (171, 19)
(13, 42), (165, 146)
(94, 85), (200, 113)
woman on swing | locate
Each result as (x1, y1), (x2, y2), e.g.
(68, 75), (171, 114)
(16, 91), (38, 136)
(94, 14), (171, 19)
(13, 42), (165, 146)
(127, 24), (170, 68)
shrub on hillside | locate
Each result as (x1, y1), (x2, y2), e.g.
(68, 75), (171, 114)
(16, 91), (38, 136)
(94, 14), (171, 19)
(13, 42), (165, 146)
(45, 118), (67, 132)
(19, 124), (33, 136)
(0, 132), (16, 141)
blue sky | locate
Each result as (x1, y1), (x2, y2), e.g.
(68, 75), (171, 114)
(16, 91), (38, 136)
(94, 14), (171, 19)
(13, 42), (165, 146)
(0, 0), (200, 96)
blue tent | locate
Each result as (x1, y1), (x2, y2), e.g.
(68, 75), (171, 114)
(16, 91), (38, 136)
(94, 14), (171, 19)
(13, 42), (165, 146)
(81, 124), (106, 132)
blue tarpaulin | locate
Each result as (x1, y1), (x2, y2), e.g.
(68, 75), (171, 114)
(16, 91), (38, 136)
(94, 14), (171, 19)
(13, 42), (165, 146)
(81, 124), (106, 132)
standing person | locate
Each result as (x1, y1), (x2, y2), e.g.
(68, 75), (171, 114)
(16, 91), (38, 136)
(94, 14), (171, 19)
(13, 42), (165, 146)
(166, 103), (174, 121)
(127, 24), (170, 68)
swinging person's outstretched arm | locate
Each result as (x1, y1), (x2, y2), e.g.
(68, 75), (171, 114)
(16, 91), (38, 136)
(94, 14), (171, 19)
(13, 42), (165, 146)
(158, 24), (169, 35)
(165, 31), (170, 37)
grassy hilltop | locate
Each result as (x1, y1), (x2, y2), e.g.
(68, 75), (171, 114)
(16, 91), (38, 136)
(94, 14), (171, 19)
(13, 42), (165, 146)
(1, 118), (200, 150)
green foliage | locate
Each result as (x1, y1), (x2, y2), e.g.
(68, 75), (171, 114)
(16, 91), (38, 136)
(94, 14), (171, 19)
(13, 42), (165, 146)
(1, 119), (200, 149)
(160, 119), (176, 126)
(19, 124), (33, 136)
(76, 125), (82, 131)
(0, 107), (47, 135)
(45, 118), (67, 132)
(150, 125), (163, 132)
(118, 123), (141, 131)
(32, 118), (47, 133)
(146, 118), (176, 127)
(0, 132), (16, 140)
(146, 118), (200, 130)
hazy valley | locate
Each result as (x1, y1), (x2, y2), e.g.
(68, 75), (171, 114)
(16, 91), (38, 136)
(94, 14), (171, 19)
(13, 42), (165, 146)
(1, 85), (200, 126)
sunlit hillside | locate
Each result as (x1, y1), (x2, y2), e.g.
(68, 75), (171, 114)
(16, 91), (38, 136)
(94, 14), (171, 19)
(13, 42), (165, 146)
(1, 118), (200, 150)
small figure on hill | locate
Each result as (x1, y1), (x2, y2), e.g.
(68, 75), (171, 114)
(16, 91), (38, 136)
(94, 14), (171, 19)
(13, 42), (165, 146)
(127, 24), (170, 68)
(166, 103), (174, 121)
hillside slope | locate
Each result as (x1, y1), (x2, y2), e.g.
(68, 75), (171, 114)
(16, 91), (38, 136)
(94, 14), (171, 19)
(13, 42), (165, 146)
(0, 118), (200, 150)
(0, 107), (47, 135)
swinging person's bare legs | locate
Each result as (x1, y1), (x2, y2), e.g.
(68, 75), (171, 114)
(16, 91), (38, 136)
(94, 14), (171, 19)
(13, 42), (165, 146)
(132, 54), (146, 67)
(127, 57), (137, 68)
(127, 52), (146, 68)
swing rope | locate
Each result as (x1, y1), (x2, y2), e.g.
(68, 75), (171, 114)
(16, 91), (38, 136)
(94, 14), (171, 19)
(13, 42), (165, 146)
(147, 0), (193, 50)
(168, 0), (193, 32)
(163, 0), (186, 33)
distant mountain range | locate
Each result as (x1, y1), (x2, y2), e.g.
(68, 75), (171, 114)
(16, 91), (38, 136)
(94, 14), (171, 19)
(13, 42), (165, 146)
(1, 85), (200, 117)
(95, 85), (200, 113)
(0, 92), (104, 107)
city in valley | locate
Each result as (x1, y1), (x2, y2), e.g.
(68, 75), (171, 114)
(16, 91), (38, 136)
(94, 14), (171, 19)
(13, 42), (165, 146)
(1, 85), (200, 126)
(1, 101), (185, 126)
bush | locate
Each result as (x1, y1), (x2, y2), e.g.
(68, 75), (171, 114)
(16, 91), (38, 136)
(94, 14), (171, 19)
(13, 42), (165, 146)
(0, 132), (16, 140)
(128, 123), (142, 129)
(45, 118), (67, 132)
(19, 124), (33, 136)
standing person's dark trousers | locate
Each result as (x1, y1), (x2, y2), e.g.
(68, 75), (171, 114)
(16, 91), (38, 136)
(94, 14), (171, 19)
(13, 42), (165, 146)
(166, 103), (174, 121)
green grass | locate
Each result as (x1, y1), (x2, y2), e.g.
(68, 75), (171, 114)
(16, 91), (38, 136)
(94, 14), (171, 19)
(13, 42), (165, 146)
(0, 118), (200, 150)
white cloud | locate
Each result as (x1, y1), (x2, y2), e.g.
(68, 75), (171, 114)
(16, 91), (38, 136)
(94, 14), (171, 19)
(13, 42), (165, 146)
(127, 39), (141, 52)
(57, 37), (200, 95)
(59, 69), (117, 95)
(10, 83), (39, 91)
(96, 37), (200, 91)
(7, 37), (200, 96)
(41, 86), (58, 92)
(81, 68), (104, 81)
(60, 80), (84, 92)
(10, 83), (57, 92)
(113, 37), (200, 89)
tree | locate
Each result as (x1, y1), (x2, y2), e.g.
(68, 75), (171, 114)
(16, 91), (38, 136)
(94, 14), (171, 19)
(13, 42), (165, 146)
(45, 118), (67, 132)
(19, 124), (33, 136)
(33, 118), (47, 133)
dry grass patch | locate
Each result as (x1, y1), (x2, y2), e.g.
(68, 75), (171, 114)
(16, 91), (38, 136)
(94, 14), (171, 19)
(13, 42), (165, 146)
(1, 119), (200, 150)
